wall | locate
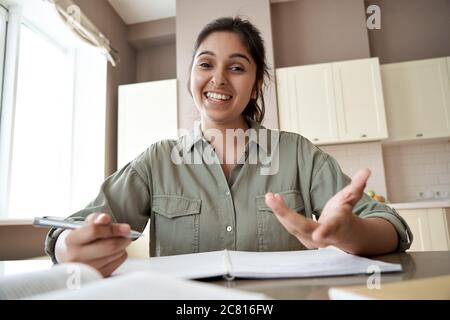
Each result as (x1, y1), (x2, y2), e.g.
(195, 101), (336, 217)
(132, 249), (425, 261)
(384, 141), (450, 203)
(270, 0), (371, 68)
(366, 0), (450, 64)
(0, 225), (48, 259)
(128, 17), (175, 49)
(74, 0), (136, 176)
(320, 142), (388, 201)
(136, 43), (176, 82)
(176, 0), (278, 130)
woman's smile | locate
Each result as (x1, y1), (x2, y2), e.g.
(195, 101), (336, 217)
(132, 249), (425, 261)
(190, 31), (257, 126)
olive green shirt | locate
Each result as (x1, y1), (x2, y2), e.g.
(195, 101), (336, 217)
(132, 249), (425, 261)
(45, 119), (412, 262)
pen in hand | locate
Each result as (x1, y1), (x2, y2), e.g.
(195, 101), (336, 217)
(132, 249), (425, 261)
(33, 216), (143, 239)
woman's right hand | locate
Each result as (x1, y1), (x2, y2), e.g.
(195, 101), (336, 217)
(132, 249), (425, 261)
(54, 213), (132, 277)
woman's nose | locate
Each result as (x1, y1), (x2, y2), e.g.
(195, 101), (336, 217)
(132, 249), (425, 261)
(210, 70), (227, 86)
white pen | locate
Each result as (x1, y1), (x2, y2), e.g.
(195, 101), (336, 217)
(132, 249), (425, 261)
(33, 216), (143, 239)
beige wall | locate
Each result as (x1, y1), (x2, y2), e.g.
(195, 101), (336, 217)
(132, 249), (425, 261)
(0, 225), (48, 260)
(176, 0), (279, 130)
(271, 0), (371, 68)
(366, 0), (450, 64)
(74, 0), (136, 176)
(383, 141), (450, 203)
(128, 17), (176, 49)
(136, 43), (176, 83)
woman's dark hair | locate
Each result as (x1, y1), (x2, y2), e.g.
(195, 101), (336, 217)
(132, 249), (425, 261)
(188, 16), (270, 123)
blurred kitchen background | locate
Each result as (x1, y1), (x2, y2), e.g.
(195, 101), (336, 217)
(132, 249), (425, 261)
(0, 0), (449, 258)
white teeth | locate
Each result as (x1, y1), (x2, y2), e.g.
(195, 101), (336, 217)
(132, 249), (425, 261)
(206, 92), (232, 101)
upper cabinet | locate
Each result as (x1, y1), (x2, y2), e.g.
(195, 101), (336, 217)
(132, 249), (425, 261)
(276, 63), (338, 145)
(332, 59), (388, 142)
(381, 57), (450, 142)
(276, 58), (388, 145)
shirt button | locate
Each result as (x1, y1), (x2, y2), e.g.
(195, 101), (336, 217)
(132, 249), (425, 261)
(225, 191), (230, 196)
(226, 226), (233, 232)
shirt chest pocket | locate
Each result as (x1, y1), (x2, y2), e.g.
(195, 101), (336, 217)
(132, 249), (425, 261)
(152, 195), (202, 256)
(255, 190), (306, 251)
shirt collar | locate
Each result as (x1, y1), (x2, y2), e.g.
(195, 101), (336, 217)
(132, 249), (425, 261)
(181, 117), (272, 155)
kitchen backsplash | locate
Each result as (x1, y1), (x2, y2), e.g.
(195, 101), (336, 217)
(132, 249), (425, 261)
(319, 142), (388, 200)
(383, 140), (450, 203)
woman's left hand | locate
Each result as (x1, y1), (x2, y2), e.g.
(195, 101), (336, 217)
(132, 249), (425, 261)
(265, 169), (371, 253)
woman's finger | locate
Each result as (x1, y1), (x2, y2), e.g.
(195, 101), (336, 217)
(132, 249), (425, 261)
(67, 223), (131, 246)
(75, 237), (131, 261)
(265, 193), (319, 237)
(98, 251), (128, 277)
(86, 249), (129, 271)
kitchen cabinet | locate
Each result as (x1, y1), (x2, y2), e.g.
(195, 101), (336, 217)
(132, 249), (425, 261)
(118, 79), (178, 168)
(276, 58), (388, 145)
(332, 59), (388, 142)
(397, 207), (450, 251)
(381, 57), (450, 142)
(276, 64), (338, 144)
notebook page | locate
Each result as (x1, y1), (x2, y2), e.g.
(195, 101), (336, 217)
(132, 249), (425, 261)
(31, 271), (270, 300)
(0, 263), (101, 300)
(228, 247), (402, 278)
(114, 250), (228, 279)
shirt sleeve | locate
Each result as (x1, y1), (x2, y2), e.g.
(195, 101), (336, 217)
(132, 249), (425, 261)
(310, 153), (413, 252)
(44, 152), (152, 263)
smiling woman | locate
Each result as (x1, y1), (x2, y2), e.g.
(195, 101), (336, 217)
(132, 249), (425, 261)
(47, 16), (412, 278)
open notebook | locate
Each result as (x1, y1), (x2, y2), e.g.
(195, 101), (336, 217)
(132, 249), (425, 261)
(0, 263), (267, 300)
(115, 247), (402, 280)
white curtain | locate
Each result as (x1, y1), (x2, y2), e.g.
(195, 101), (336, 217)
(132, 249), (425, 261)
(50, 0), (119, 66)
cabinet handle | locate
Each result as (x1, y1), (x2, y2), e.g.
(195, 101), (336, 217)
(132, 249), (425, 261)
(416, 133), (423, 137)
(361, 134), (367, 138)
(313, 138), (319, 142)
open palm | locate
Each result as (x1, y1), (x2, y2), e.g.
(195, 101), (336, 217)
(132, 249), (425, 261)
(265, 169), (371, 250)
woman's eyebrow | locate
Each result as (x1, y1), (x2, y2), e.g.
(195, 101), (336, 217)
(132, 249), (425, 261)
(196, 51), (251, 64)
(229, 53), (251, 64)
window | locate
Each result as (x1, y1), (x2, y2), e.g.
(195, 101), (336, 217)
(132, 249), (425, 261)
(0, 3), (107, 220)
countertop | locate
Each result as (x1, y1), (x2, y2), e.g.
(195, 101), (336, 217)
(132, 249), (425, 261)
(387, 200), (450, 210)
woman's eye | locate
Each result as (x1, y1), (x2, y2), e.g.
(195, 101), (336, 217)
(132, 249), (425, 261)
(230, 66), (244, 72)
(198, 62), (211, 69)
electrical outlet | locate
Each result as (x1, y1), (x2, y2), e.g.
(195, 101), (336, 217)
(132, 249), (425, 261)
(417, 190), (433, 200)
(433, 189), (449, 199)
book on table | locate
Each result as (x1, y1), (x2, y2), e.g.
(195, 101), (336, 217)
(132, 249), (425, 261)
(0, 262), (267, 300)
(116, 246), (402, 280)
(0, 246), (402, 300)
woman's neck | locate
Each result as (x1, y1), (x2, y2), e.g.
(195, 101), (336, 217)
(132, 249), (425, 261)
(201, 116), (250, 167)
(201, 116), (249, 141)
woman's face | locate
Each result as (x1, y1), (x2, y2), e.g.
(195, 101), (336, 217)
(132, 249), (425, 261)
(190, 31), (257, 126)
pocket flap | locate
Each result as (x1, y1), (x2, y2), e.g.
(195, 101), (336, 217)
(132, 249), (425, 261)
(152, 195), (201, 219)
(256, 190), (304, 212)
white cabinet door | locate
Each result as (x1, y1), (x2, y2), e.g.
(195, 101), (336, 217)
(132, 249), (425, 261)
(397, 208), (450, 252)
(381, 57), (450, 142)
(333, 58), (388, 143)
(276, 58), (388, 145)
(118, 79), (178, 168)
(398, 209), (431, 252)
(276, 64), (338, 144)
(427, 208), (450, 251)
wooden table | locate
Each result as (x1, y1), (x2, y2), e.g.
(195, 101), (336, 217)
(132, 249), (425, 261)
(1, 251), (449, 299)
(206, 251), (450, 299)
